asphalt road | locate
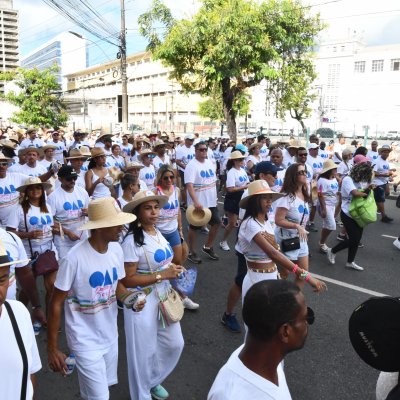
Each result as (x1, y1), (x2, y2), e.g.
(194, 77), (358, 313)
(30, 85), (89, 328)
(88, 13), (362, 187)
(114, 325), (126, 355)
(33, 199), (400, 400)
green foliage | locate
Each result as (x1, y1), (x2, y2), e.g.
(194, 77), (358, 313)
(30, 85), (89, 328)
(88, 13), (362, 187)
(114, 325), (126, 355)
(139, 0), (323, 139)
(1, 66), (68, 128)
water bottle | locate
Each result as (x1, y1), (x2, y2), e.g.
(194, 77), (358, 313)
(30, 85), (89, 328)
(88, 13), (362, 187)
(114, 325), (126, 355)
(64, 354), (76, 375)
(33, 321), (41, 336)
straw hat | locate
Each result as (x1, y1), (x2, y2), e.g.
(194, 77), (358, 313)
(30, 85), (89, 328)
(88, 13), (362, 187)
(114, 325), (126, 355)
(20, 146), (40, 156)
(185, 205), (212, 227)
(39, 144), (57, 156)
(65, 147), (90, 160)
(78, 197), (136, 230)
(153, 139), (166, 148)
(95, 132), (114, 142)
(89, 147), (106, 159)
(16, 177), (52, 192)
(239, 180), (284, 208)
(122, 190), (168, 214)
(229, 150), (246, 160)
(0, 151), (13, 161)
(0, 238), (30, 268)
(140, 148), (156, 157)
(79, 145), (91, 157)
(0, 139), (17, 150)
(320, 159), (337, 175)
(125, 161), (144, 171)
(378, 144), (392, 153)
(8, 134), (20, 144)
(249, 142), (261, 150)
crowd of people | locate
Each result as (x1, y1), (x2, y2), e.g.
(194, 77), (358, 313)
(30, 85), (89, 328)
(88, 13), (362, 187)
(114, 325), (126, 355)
(0, 125), (398, 400)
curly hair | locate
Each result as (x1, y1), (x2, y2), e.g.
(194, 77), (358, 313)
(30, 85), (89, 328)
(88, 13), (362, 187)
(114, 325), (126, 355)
(349, 162), (373, 183)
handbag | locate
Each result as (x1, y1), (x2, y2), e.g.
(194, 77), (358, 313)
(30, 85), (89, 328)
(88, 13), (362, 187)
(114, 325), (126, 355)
(142, 243), (184, 325)
(349, 190), (377, 228)
(280, 204), (306, 252)
(24, 211), (59, 277)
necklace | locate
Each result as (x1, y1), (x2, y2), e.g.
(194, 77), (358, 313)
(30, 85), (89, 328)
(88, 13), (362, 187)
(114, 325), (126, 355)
(144, 226), (161, 244)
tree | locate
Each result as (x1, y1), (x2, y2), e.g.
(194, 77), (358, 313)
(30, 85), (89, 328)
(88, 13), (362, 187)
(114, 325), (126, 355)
(0, 66), (68, 128)
(139, 0), (323, 139)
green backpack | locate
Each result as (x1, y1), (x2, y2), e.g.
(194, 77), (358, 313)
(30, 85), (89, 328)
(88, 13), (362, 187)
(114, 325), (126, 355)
(349, 190), (377, 228)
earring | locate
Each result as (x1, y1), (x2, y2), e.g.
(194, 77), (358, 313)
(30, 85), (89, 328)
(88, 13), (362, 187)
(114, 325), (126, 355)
(137, 221), (141, 227)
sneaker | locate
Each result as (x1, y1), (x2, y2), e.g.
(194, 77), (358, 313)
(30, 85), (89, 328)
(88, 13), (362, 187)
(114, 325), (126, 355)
(182, 297), (199, 310)
(335, 219), (344, 227)
(200, 226), (209, 234)
(187, 252), (202, 264)
(345, 261), (364, 271)
(393, 238), (400, 251)
(306, 223), (318, 232)
(381, 215), (394, 223)
(221, 312), (241, 333)
(358, 242), (364, 248)
(319, 243), (330, 254)
(180, 202), (187, 211)
(326, 248), (336, 264)
(150, 384), (169, 400)
(202, 245), (219, 260)
(219, 240), (230, 251)
(337, 233), (347, 241)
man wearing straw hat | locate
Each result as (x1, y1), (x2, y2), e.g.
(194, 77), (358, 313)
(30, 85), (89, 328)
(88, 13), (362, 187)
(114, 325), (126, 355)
(46, 129), (67, 164)
(19, 128), (44, 150)
(63, 147), (91, 189)
(0, 238), (42, 400)
(47, 197), (137, 400)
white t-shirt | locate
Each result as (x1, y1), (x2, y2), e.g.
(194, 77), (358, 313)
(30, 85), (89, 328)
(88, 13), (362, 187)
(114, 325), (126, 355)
(207, 148), (217, 169)
(19, 138), (44, 149)
(139, 165), (156, 190)
(156, 186), (179, 234)
(175, 144), (195, 172)
(246, 155), (261, 168)
(275, 195), (309, 236)
(308, 156), (323, 177)
(260, 145), (269, 161)
(54, 240), (125, 352)
(121, 143), (133, 157)
(282, 149), (295, 168)
(106, 155), (125, 170)
(208, 345), (291, 400)
(333, 143), (347, 163)
(272, 169), (286, 193)
(337, 160), (353, 177)
(373, 156), (390, 186)
(11, 163), (47, 178)
(46, 140), (66, 163)
(318, 149), (330, 160)
(0, 172), (29, 228)
(317, 177), (339, 207)
(153, 154), (171, 174)
(367, 150), (379, 162)
(341, 176), (368, 216)
(0, 300), (42, 400)
(1, 229), (29, 300)
(226, 167), (249, 189)
(184, 158), (217, 208)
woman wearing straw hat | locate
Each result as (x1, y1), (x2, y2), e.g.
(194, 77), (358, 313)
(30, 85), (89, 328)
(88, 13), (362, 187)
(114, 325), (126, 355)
(7, 177), (55, 312)
(85, 147), (116, 199)
(317, 160), (339, 253)
(220, 151), (250, 252)
(246, 142), (262, 175)
(139, 148), (157, 190)
(64, 147), (90, 189)
(121, 190), (185, 400)
(47, 197), (136, 400)
(239, 180), (326, 303)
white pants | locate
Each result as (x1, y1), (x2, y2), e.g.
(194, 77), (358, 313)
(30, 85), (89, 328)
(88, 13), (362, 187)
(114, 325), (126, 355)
(74, 341), (118, 400)
(124, 290), (184, 400)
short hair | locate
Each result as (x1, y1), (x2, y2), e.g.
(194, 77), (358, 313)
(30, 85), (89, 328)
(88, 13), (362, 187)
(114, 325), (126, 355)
(194, 141), (207, 150)
(243, 280), (301, 342)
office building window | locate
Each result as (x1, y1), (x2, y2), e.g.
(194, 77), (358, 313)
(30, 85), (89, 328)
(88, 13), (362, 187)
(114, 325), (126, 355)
(372, 60), (384, 72)
(391, 59), (400, 71)
(354, 61), (365, 73)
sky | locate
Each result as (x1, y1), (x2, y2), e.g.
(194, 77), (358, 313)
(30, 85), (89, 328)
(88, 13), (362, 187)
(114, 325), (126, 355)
(12, 0), (400, 66)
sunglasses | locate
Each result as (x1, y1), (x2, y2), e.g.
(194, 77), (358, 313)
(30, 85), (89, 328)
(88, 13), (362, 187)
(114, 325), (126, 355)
(197, 148), (207, 152)
(0, 162), (12, 167)
(65, 176), (78, 182)
(162, 175), (175, 181)
(52, 133), (60, 136)
(145, 154), (155, 159)
(287, 307), (315, 326)
(297, 170), (307, 176)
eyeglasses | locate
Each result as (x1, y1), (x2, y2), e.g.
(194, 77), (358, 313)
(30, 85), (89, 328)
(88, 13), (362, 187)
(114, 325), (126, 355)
(65, 176), (78, 182)
(162, 175), (175, 181)
(287, 307), (315, 326)
(0, 162), (11, 167)
(52, 133), (59, 136)
(197, 148), (207, 152)
(297, 170), (307, 176)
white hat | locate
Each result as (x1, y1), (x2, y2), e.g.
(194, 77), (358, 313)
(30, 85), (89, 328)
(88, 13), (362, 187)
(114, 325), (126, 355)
(79, 198), (136, 230)
(123, 190), (168, 214)
(184, 134), (195, 140)
(308, 143), (319, 150)
(245, 134), (255, 139)
(185, 205), (212, 227)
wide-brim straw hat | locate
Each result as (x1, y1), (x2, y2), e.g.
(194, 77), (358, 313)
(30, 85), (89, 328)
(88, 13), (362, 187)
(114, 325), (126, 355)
(79, 197), (136, 230)
(0, 238), (30, 268)
(125, 161), (144, 171)
(320, 159), (338, 175)
(186, 205), (212, 227)
(89, 147), (106, 159)
(153, 139), (166, 148)
(16, 177), (52, 193)
(0, 151), (13, 161)
(239, 180), (284, 208)
(0, 139), (17, 150)
(38, 144), (57, 156)
(140, 148), (156, 157)
(123, 190), (168, 214)
(95, 132), (114, 142)
(229, 150), (246, 160)
(65, 147), (90, 160)
(20, 147), (41, 156)
(249, 142), (261, 150)
(378, 144), (392, 153)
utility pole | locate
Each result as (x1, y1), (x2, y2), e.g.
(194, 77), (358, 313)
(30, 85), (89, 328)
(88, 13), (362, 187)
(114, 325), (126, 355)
(120, 0), (128, 132)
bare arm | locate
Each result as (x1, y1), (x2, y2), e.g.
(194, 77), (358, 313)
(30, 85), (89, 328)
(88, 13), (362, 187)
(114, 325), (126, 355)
(185, 182), (202, 209)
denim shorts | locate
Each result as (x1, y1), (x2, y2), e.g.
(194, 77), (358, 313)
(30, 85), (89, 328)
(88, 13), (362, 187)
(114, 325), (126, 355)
(161, 229), (181, 248)
(374, 184), (386, 203)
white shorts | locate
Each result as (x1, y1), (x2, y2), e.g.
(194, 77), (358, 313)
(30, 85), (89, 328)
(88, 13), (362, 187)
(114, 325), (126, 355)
(74, 341), (118, 400)
(321, 205), (336, 231)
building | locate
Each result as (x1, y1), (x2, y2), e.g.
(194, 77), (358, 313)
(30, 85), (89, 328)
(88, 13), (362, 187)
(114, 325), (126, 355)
(0, 0), (19, 95)
(21, 31), (88, 91)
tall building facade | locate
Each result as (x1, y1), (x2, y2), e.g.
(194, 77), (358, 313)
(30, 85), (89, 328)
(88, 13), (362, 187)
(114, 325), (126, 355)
(0, 0), (19, 94)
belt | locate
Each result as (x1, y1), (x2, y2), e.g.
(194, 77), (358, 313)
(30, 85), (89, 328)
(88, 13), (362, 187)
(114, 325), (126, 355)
(248, 265), (277, 274)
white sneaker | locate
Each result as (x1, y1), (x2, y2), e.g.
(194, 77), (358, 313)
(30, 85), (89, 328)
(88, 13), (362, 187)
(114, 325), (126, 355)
(326, 248), (336, 264)
(182, 297), (199, 310)
(346, 262), (364, 271)
(319, 243), (330, 254)
(393, 238), (400, 251)
(219, 240), (230, 251)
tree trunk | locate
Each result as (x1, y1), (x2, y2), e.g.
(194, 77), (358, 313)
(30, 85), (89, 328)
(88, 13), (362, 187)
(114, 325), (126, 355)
(221, 78), (237, 141)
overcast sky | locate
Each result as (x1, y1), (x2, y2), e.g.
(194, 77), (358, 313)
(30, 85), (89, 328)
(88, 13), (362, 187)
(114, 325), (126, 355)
(13, 0), (400, 66)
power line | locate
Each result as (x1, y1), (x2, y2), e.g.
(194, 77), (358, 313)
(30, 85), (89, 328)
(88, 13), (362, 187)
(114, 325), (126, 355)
(321, 9), (400, 21)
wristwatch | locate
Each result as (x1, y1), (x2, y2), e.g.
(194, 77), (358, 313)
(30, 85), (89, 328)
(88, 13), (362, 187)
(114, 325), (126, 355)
(155, 274), (162, 284)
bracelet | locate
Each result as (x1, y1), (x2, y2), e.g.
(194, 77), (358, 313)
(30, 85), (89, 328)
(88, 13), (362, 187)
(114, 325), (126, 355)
(32, 305), (42, 310)
(300, 270), (308, 279)
(292, 264), (299, 274)
(305, 273), (311, 282)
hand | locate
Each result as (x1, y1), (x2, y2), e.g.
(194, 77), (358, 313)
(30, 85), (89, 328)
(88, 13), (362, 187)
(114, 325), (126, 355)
(94, 177), (104, 186)
(47, 348), (67, 375)
(308, 276), (327, 293)
(297, 225), (308, 241)
(30, 230), (43, 240)
(320, 209), (327, 218)
(81, 208), (88, 217)
(163, 264), (186, 280)
(134, 299), (146, 312)
(32, 308), (47, 326)
(194, 202), (203, 211)
(67, 231), (80, 241)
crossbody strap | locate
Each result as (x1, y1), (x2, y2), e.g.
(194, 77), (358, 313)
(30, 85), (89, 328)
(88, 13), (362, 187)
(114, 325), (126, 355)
(23, 211), (34, 258)
(280, 202), (306, 236)
(142, 244), (164, 302)
(4, 301), (28, 400)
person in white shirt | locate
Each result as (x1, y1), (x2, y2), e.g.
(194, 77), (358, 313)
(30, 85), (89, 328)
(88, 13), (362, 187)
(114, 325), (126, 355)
(39, 144), (58, 170)
(0, 243), (42, 400)
(106, 144), (126, 170)
(19, 128), (44, 149)
(246, 143), (262, 176)
(185, 142), (220, 263)
(153, 139), (171, 175)
(367, 140), (379, 162)
(209, 280), (316, 400)
(11, 147), (52, 179)
(64, 148), (89, 189)
(258, 135), (270, 161)
(126, 161), (148, 190)
(318, 141), (331, 160)
(47, 197), (136, 400)
(94, 133), (114, 154)
(68, 131), (90, 151)
(175, 134), (195, 206)
(120, 134), (133, 158)
(269, 148), (286, 192)
(139, 148), (156, 190)
(282, 145), (297, 168)
(46, 130), (66, 164)
(207, 138), (218, 170)
(333, 135), (347, 164)
(373, 145), (396, 223)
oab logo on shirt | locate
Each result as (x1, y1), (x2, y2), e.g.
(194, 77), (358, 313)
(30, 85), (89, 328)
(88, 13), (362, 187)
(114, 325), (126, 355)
(238, 175), (247, 183)
(298, 204), (309, 215)
(199, 169), (215, 184)
(163, 199), (179, 210)
(30, 215), (52, 226)
(88, 267), (118, 307)
(154, 243), (173, 267)
(0, 184), (16, 195)
(145, 172), (155, 180)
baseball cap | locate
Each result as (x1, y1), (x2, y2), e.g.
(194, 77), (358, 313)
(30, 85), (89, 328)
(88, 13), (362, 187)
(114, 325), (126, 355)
(58, 165), (78, 179)
(353, 154), (371, 164)
(235, 144), (247, 153)
(254, 161), (282, 175)
(308, 143), (319, 150)
(349, 296), (400, 372)
(184, 134), (195, 140)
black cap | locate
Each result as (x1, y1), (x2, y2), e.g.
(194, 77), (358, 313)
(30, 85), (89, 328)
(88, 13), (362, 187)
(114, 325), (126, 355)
(349, 296), (400, 372)
(58, 165), (78, 179)
(254, 161), (282, 175)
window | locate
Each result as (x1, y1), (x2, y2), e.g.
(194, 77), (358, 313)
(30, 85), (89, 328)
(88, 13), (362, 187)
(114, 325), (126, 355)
(372, 60), (384, 72)
(391, 59), (400, 71)
(354, 61), (365, 73)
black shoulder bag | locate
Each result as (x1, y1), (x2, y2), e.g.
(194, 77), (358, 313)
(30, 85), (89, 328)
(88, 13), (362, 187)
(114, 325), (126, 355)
(4, 301), (28, 400)
(280, 205), (306, 253)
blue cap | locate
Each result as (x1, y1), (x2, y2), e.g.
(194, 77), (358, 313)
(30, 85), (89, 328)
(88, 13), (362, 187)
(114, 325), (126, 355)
(254, 161), (282, 175)
(235, 144), (247, 153)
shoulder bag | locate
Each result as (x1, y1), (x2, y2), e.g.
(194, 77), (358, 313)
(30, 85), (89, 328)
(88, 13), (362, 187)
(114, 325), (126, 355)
(142, 244), (184, 325)
(280, 205), (306, 253)
(24, 211), (58, 277)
